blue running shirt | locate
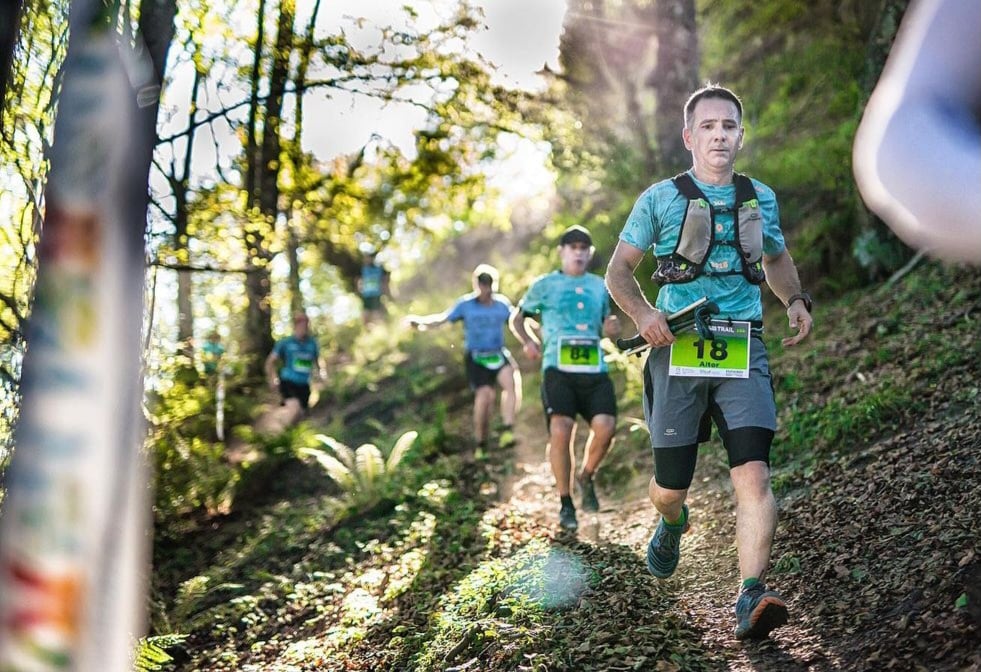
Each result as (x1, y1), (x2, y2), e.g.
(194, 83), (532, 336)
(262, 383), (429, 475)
(272, 336), (319, 384)
(446, 293), (513, 352)
(517, 271), (611, 372)
(619, 170), (786, 321)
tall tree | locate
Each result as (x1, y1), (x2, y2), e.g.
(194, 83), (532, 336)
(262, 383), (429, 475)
(240, 0), (294, 368)
(651, 0), (698, 173)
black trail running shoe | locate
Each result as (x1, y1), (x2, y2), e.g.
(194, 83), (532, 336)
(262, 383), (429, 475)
(559, 501), (578, 531)
(579, 475), (599, 512)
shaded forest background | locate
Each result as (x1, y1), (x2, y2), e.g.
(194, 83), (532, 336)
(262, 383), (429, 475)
(3, 0), (964, 668)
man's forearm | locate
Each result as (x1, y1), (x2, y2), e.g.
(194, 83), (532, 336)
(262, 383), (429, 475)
(509, 312), (536, 345)
(763, 251), (803, 306)
(606, 259), (656, 323)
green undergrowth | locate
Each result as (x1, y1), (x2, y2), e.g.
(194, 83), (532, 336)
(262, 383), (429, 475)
(766, 261), (981, 491)
(149, 261), (981, 670)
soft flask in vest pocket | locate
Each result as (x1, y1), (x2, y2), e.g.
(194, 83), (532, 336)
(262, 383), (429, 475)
(653, 172), (765, 285)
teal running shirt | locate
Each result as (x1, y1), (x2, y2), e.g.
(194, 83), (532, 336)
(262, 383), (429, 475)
(517, 271), (611, 373)
(361, 264), (384, 298)
(619, 170), (786, 321)
(272, 336), (319, 384)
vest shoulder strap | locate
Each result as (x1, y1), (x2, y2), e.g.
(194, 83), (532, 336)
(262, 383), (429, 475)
(672, 172), (705, 201)
(733, 172), (758, 204)
(673, 171), (759, 205)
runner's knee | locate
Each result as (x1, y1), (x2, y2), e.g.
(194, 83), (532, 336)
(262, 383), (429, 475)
(589, 413), (616, 434)
(649, 475), (687, 506)
(549, 414), (575, 437)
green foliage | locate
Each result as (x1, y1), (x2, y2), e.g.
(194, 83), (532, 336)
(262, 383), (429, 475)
(133, 634), (185, 672)
(768, 262), (981, 491)
(300, 430), (420, 512)
(693, 0), (910, 289)
(412, 537), (594, 671)
(145, 359), (243, 525)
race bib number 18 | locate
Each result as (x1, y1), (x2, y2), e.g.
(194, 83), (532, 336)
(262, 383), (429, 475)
(669, 320), (750, 378)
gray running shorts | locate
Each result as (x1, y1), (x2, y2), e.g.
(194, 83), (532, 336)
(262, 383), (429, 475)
(642, 335), (776, 448)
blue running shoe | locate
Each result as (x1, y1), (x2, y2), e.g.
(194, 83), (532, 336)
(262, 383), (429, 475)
(733, 583), (789, 640)
(646, 504), (689, 578)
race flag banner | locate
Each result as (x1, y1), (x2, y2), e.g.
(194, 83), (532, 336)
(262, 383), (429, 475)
(0, 3), (152, 670)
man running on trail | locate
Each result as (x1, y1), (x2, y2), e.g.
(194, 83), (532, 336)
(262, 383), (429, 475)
(510, 225), (621, 532)
(408, 264), (520, 455)
(358, 249), (390, 324)
(605, 84), (813, 640)
(264, 311), (324, 419)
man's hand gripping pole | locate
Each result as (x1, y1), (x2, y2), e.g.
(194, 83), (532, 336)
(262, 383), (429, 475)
(616, 297), (720, 356)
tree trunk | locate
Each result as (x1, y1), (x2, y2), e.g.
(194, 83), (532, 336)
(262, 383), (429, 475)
(650, 0), (698, 174)
(860, 0), (912, 97)
(0, 0), (23, 121)
(242, 0), (294, 372)
(174, 65), (202, 354)
(284, 0), (321, 316)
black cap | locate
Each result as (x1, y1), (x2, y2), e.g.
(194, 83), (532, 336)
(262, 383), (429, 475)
(559, 225), (592, 246)
(476, 272), (494, 286)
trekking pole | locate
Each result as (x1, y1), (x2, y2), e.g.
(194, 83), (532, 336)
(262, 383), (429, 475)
(616, 297), (720, 356)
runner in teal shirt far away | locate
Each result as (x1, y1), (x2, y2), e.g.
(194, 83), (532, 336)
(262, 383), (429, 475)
(264, 311), (324, 420)
(510, 225), (621, 532)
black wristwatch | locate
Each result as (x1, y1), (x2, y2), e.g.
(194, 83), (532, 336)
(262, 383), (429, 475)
(787, 291), (813, 313)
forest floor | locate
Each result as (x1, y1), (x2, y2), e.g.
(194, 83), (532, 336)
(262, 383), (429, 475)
(154, 262), (981, 672)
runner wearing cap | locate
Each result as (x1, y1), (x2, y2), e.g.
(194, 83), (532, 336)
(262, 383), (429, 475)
(408, 264), (520, 456)
(510, 226), (621, 530)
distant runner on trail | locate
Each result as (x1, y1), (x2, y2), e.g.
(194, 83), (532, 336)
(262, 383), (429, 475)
(853, 0), (981, 264)
(201, 329), (225, 375)
(606, 84), (813, 640)
(264, 311), (324, 419)
(408, 264), (520, 457)
(358, 248), (390, 324)
(510, 225), (621, 532)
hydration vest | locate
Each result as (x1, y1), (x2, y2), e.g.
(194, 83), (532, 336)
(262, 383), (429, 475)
(652, 172), (766, 285)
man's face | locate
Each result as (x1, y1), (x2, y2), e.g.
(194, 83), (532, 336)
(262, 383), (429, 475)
(683, 97), (743, 173)
(293, 316), (309, 338)
(559, 241), (593, 275)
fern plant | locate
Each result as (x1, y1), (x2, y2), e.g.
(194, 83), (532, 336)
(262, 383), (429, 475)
(133, 634), (185, 671)
(300, 430), (418, 509)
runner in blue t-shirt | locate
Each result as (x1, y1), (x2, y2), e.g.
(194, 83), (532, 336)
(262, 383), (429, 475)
(510, 225), (621, 532)
(264, 311), (323, 417)
(408, 265), (520, 456)
(606, 84), (813, 641)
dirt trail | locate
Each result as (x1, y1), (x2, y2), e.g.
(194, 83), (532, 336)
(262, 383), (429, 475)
(481, 354), (979, 671)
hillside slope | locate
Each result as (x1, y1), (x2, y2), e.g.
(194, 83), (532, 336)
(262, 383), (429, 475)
(154, 261), (981, 671)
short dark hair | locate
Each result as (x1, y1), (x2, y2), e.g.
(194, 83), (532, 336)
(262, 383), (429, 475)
(684, 84), (743, 128)
(476, 273), (493, 286)
(559, 225), (593, 247)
